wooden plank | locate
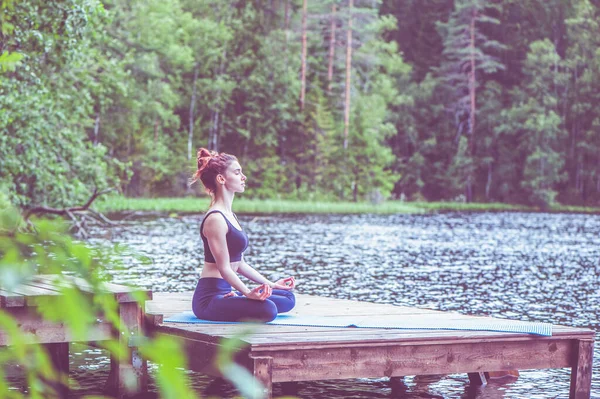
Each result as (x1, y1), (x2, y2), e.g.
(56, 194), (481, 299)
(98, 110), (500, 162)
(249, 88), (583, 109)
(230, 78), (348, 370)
(145, 313), (163, 327)
(0, 308), (114, 345)
(203, 328), (592, 347)
(245, 335), (590, 352)
(7, 284), (61, 306)
(160, 324), (537, 342)
(259, 339), (574, 383)
(35, 275), (94, 292)
(23, 279), (64, 292)
(569, 338), (594, 399)
(182, 322), (579, 335)
(35, 275), (152, 303)
(0, 289), (25, 308)
(156, 320), (585, 338)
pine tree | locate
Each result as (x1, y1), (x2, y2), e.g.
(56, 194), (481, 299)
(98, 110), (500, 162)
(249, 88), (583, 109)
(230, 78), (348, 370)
(496, 40), (569, 206)
(563, 0), (600, 205)
(436, 0), (505, 201)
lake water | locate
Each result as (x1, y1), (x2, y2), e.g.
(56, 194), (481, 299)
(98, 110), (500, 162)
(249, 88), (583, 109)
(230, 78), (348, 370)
(8, 211), (600, 398)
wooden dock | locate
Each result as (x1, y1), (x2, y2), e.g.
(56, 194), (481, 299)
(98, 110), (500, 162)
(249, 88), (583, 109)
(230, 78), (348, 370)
(146, 292), (595, 399)
(0, 275), (151, 397)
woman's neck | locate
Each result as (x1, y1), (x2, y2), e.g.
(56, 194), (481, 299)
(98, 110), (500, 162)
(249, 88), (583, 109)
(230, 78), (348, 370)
(212, 192), (235, 214)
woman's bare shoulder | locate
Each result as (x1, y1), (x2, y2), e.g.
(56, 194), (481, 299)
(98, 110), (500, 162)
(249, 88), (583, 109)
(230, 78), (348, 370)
(203, 210), (228, 236)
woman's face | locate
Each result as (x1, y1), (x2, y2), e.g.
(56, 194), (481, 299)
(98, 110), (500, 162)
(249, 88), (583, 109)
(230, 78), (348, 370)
(221, 161), (246, 193)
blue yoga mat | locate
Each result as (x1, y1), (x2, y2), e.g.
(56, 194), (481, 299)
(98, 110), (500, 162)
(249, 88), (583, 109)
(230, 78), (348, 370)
(164, 312), (552, 337)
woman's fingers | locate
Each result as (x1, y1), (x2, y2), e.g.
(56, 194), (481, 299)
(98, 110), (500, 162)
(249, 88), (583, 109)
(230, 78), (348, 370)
(284, 276), (296, 288)
(274, 276), (296, 289)
(262, 284), (272, 298)
(272, 277), (295, 289)
(250, 283), (272, 300)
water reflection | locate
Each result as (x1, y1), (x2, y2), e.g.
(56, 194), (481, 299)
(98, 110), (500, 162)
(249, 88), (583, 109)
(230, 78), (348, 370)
(17, 212), (600, 398)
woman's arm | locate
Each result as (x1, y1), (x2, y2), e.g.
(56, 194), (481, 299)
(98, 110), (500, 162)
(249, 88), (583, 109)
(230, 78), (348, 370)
(238, 258), (272, 285)
(239, 257), (296, 290)
(204, 215), (271, 299)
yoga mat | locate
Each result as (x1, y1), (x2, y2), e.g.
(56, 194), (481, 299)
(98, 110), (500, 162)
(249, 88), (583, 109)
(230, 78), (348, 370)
(164, 312), (552, 337)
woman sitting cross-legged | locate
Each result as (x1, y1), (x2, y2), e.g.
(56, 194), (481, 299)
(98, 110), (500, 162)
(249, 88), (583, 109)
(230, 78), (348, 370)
(189, 148), (296, 322)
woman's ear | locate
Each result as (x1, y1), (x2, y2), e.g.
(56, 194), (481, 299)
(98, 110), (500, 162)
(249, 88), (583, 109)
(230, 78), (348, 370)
(216, 174), (225, 185)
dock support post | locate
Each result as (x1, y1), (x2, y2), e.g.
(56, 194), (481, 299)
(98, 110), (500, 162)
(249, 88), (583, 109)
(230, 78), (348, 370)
(105, 302), (148, 398)
(251, 356), (273, 399)
(43, 342), (69, 398)
(467, 372), (488, 386)
(569, 339), (593, 399)
(389, 376), (406, 396)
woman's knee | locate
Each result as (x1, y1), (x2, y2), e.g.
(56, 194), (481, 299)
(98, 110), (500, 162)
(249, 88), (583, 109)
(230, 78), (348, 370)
(256, 300), (278, 322)
(272, 291), (295, 313)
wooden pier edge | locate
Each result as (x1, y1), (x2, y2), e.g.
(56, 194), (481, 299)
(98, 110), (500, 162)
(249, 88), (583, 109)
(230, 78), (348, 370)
(157, 330), (595, 399)
(1, 275), (151, 399)
(146, 292), (596, 399)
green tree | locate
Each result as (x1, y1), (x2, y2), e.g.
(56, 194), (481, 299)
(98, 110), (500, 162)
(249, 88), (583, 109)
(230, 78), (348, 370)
(0, 0), (123, 209)
(496, 40), (569, 206)
(436, 0), (505, 201)
(562, 0), (600, 205)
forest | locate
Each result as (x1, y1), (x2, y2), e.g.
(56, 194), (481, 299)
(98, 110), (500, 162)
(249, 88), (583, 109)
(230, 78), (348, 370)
(2, 0), (600, 209)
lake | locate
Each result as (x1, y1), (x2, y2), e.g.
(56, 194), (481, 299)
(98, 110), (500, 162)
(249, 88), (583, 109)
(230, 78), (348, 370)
(9, 211), (599, 398)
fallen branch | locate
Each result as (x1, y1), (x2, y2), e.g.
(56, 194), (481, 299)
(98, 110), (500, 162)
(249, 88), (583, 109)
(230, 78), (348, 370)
(23, 188), (114, 220)
(23, 187), (116, 238)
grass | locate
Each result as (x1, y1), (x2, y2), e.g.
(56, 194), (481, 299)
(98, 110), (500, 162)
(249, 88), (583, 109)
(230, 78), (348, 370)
(95, 196), (599, 215)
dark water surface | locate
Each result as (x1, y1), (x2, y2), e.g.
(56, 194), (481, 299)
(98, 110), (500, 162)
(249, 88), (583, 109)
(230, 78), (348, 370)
(8, 212), (599, 398)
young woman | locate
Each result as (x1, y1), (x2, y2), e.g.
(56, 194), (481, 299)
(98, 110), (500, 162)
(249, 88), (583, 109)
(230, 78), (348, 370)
(189, 148), (296, 322)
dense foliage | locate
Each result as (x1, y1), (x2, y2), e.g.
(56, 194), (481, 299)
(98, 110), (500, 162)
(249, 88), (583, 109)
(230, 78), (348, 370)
(2, 0), (599, 207)
(0, 192), (266, 398)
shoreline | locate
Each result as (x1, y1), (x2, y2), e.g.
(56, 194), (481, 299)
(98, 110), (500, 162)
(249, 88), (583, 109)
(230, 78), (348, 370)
(95, 196), (600, 216)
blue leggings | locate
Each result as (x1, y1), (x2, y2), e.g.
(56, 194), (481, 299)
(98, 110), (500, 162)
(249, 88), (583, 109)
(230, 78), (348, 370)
(192, 277), (295, 322)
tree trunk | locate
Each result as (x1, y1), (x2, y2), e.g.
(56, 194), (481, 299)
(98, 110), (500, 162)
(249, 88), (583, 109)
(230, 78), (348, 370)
(576, 161), (582, 194)
(465, 8), (477, 203)
(208, 50), (227, 151)
(209, 110), (219, 151)
(283, 0), (290, 56)
(284, 0), (290, 30)
(300, 0), (308, 111)
(327, 3), (336, 92)
(485, 162), (492, 200)
(466, 175), (472, 203)
(188, 66), (199, 160)
(93, 113), (100, 145)
(343, 0), (353, 150)
(468, 9), (476, 153)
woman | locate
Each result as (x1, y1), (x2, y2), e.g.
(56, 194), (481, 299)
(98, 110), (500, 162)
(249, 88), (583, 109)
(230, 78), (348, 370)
(189, 148), (296, 322)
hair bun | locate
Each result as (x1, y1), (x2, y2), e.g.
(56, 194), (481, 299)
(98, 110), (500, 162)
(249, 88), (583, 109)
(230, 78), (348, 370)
(197, 148), (218, 171)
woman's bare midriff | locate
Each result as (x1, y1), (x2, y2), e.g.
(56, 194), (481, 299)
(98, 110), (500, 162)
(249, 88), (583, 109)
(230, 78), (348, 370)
(200, 260), (242, 279)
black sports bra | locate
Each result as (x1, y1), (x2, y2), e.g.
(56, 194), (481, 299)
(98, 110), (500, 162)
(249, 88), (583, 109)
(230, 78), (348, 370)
(200, 210), (248, 263)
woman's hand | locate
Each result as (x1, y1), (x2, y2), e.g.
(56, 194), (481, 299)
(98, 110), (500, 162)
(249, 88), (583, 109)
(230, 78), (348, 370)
(244, 283), (272, 301)
(271, 276), (296, 290)
(223, 291), (237, 298)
